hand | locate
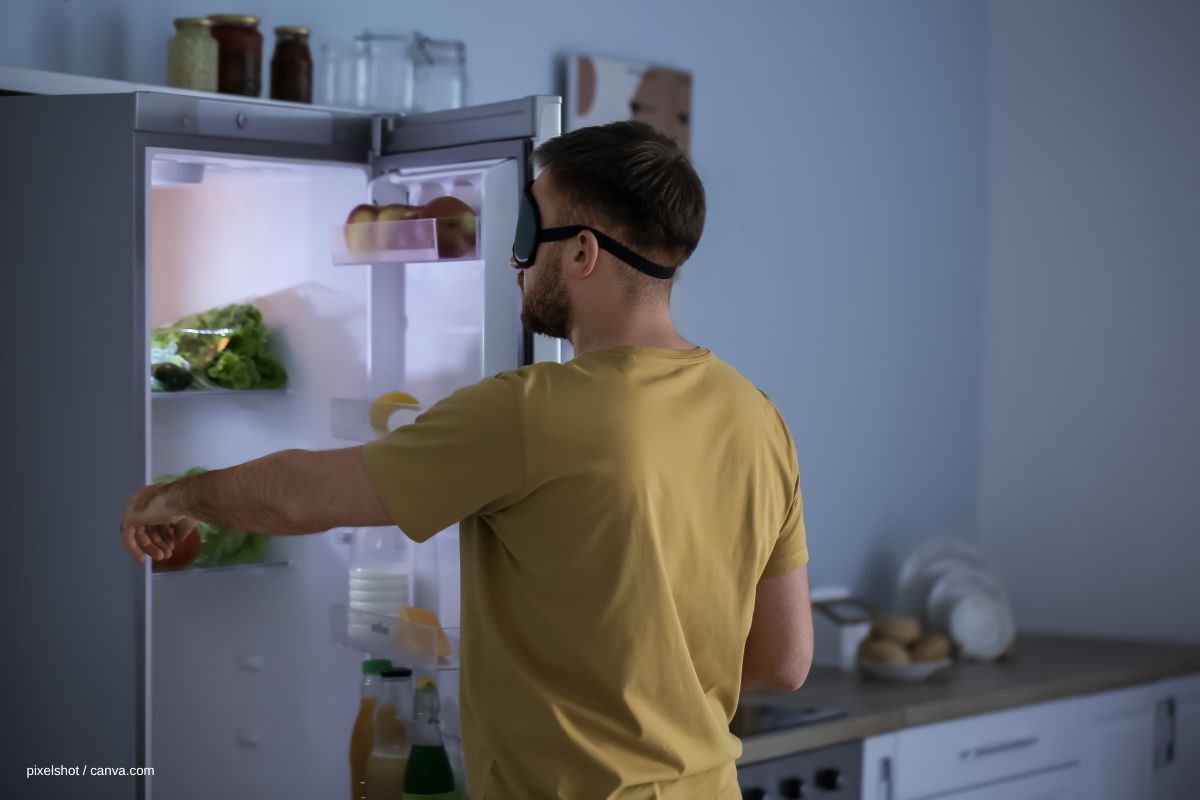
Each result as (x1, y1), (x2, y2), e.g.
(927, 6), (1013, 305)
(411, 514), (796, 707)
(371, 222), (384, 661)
(120, 483), (199, 565)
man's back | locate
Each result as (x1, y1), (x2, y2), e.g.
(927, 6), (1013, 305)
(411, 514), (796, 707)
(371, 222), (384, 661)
(364, 345), (808, 799)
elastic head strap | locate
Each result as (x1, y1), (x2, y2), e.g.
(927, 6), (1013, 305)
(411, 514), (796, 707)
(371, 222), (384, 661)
(540, 226), (678, 280)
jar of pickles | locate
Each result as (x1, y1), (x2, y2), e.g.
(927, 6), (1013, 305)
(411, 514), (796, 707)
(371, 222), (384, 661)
(271, 26), (313, 103)
(167, 18), (218, 92)
(208, 14), (263, 97)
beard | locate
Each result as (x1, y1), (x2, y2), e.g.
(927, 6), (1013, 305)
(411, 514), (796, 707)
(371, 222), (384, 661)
(520, 245), (573, 340)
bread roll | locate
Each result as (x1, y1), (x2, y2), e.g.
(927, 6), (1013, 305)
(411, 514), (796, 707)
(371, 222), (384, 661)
(909, 633), (952, 662)
(871, 614), (922, 645)
(858, 637), (911, 665)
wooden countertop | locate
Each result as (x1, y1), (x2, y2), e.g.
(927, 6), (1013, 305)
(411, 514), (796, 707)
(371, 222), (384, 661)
(736, 633), (1200, 765)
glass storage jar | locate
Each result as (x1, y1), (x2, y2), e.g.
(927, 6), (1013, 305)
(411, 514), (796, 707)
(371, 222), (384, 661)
(411, 34), (466, 113)
(208, 14), (263, 97)
(167, 18), (218, 92)
(271, 26), (313, 103)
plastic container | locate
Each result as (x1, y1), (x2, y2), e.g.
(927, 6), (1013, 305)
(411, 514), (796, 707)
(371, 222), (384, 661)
(349, 528), (411, 621)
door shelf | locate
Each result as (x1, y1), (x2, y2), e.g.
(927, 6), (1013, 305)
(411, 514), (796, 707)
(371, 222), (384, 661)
(330, 603), (460, 672)
(331, 397), (422, 442)
(331, 217), (480, 266)
(151, 388), (290, 400)
(152, 559), (291, 577)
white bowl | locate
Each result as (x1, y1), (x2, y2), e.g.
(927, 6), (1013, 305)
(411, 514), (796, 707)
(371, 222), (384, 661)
(859, 658), (953, 683)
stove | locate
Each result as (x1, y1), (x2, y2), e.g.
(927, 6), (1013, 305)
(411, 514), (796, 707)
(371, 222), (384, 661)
(732, 705), (860, 799)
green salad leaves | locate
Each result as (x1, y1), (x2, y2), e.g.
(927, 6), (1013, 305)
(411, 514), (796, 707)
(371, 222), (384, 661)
(151, 303), (287, 391)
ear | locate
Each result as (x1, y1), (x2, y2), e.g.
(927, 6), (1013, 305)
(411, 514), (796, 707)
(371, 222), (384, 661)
(563, 230), (601, 280)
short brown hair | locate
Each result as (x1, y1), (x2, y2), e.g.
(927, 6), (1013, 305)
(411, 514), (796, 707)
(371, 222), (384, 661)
(534, 121), (706, 269)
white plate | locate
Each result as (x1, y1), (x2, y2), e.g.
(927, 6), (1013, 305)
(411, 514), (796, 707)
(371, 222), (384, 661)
(859, 658), (952, 683)
(949, 594), (1015, 660)
(925, 567), (1009, 632)
(896, 537), (993, 618)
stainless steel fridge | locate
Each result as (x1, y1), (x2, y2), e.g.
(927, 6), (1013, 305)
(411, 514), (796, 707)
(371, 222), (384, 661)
(0, 88), (562, 800)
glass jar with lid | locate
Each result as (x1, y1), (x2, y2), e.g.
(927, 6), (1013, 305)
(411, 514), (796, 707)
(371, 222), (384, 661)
(357, 32), (414, 113)
(411, 34), (466, 113)
(167, 18), (218, 92)
(271, 26), (313, 103)
(208, 14), (263, 97)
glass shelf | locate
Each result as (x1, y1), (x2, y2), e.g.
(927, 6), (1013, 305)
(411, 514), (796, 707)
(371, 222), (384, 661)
(330, 603), (460, 672)
(331, 217), (480, 266)
(152, 559), (291, 577)
(151, 388), (290, 400)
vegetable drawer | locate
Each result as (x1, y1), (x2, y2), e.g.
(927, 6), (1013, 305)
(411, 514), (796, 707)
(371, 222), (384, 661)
(894, 698), (1083, 799)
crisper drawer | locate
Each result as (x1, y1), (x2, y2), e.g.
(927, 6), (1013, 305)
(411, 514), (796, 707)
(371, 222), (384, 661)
(894, 698), (1083, 800)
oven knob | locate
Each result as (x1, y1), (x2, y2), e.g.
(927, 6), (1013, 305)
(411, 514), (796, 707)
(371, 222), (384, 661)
(814, 767), (842, 790)
(779, 776), (805, 797)
(741, 788), (767, 800)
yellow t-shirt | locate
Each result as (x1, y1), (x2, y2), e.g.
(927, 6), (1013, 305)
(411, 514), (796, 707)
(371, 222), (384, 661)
(364, 345), (807, 800)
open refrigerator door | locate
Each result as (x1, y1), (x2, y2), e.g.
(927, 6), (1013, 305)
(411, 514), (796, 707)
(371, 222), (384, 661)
(145, 97), (560, 800)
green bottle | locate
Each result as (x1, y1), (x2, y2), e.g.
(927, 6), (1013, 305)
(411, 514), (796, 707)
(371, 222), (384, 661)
(402, 678), (457, 800)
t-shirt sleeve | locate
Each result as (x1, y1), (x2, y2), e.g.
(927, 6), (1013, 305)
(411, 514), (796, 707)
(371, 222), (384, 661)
(362, 374), (524, 543)
(762, 474), (809, 577)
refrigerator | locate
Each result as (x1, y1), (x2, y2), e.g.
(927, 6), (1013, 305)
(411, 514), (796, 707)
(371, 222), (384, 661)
(0, 88), (562, 800)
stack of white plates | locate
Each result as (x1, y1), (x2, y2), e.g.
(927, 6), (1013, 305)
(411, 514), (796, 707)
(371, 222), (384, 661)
(896, 537), (1016, 660)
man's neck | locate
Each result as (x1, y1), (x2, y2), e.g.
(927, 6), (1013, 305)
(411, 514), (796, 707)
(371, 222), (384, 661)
(569, 310), (694, 357)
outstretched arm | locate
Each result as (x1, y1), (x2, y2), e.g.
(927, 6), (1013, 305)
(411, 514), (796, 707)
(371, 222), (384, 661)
(120, 447), (392, 564)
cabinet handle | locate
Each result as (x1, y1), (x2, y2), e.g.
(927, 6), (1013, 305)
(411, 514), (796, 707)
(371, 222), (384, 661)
(1166, 696), (1177, 766)
(879, 755), (893, 800)
(959, 736), (1039, 761)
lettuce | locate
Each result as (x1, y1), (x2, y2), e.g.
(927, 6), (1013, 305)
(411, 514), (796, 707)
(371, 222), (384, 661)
(151, 303), (287, 391)
(155, 467), (270, 567)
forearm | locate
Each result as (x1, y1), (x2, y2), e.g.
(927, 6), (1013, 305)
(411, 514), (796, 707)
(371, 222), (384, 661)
(163, 449), (324, 536)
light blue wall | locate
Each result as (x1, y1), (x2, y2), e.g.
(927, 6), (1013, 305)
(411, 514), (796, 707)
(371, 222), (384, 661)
(980, 0), (1200, 642)
(1, 1), (989, 606)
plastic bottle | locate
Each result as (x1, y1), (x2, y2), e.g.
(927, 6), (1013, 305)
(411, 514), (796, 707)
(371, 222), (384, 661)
(366, 667), (414, 800)
(349, 527), (411, 618)
(350, 659), (392, 800)
(403, 679), (457, 799)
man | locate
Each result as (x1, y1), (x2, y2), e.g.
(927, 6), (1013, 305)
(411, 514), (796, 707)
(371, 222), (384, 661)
(121, 121), (813, 799)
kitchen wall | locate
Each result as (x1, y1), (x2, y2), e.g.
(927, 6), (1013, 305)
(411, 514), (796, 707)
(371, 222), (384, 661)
(1, 1), (990, 606)
(979, 0), (1200, 642)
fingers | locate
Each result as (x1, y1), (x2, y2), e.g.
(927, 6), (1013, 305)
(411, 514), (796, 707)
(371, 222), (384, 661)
(121, 525), (145, 565)
(147, 525), (174, 560)
(134, 526), (169, 562)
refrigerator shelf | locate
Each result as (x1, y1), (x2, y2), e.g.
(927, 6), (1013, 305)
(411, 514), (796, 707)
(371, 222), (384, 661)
(331, 217), (480, 265)
(152, 559), (291, 577)
(150, 388), (291, 400)
(330, 603), (460, 672)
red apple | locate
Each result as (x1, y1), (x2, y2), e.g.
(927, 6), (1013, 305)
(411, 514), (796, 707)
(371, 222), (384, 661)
(375, 204), (424, 251)
(344, 203), (379, 252)
(417, 196), (478, 259)
(151, 528), (201, 572)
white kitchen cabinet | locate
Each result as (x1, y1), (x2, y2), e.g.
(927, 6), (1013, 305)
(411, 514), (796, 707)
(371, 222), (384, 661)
(1078, 683), (1157, 800)
(1152, 672), (1200, 800)
(861, 733), (898, 800)
(923, 765), (1076, 800)
(892, 698), (1081, 800)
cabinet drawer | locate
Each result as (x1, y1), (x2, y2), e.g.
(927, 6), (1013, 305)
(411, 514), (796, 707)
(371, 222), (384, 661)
(895, 698), (1082, 799)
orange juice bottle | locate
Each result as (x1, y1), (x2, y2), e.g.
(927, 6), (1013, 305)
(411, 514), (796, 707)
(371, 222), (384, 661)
(366, 667), (414, 800)
(350, 659), (392, 800)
